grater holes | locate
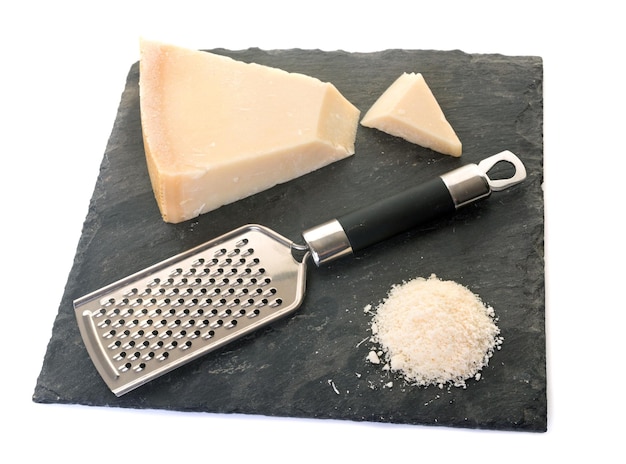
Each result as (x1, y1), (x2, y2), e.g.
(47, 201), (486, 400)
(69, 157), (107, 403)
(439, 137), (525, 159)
(107, 308), (122, 318)
(91, 237), (294, 378)
(108, 340), (122, 350)
(177, 308), (191, 318)
(215, 248), (228, 257)
(170, 268), (184, 277)
(198, 268), (210, 277)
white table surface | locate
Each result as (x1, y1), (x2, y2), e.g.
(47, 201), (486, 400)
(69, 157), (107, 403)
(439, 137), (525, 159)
(2, 1), (624, 461)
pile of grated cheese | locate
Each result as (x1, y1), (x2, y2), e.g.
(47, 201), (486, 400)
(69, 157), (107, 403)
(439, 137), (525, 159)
(369, 274), (502, 388)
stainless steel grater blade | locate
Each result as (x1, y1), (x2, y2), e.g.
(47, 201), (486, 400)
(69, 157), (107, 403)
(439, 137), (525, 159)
(74, 150), (527, 397)
(74, 224), (309, 396)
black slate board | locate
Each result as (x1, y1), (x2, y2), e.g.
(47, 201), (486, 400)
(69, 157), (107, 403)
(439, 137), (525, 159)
(33, 48), (545, 432)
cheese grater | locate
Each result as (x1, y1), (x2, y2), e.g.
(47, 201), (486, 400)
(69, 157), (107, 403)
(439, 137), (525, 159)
(74, 150), (526, 396)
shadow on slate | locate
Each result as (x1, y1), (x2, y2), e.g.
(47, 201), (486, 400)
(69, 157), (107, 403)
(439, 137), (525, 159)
(33, 48), (546, 432)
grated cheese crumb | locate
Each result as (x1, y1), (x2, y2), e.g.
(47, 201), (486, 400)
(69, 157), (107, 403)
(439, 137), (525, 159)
(366, 350), (381, 364)
(369, 274), (503, 388)
(327, 379), (340, 395)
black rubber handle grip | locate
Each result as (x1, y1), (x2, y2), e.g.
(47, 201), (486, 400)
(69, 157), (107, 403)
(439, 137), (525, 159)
(337, 177), (455, 252)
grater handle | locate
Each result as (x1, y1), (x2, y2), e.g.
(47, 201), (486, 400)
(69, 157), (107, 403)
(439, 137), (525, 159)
(302, 150), (526, 266)
(339, 176), (455, 253)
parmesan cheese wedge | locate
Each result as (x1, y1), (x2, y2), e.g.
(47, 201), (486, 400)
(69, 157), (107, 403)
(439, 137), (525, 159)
(361, 72), (462, 157)
(139, 39), (360, 223)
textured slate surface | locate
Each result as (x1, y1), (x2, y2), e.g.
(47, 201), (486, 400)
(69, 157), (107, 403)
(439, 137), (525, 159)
(33, 48), (545, 431)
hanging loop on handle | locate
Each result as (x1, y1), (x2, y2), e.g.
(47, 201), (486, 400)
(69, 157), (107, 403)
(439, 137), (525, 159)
(440, 150), (527, 208)
(478, 150), (527, 192)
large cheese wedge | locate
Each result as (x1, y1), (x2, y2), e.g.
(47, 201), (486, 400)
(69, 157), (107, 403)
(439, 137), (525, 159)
(361, 72), (462, 157)
(139, 39), (360, 223)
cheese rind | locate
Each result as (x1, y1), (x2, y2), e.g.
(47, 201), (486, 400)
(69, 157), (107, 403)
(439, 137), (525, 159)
(361, 72), (462, 157)
(139, 39), (360, 223)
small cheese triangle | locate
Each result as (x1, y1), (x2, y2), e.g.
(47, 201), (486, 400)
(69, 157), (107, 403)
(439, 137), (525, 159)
(361, 73), (462, 157)
(139, 39), (360, 223)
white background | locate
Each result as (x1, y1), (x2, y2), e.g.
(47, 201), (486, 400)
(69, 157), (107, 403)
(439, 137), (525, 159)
(2, 1), (624, 461)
